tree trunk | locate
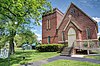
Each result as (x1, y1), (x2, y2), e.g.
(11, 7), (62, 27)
(9, 38), (15, 54)
(9, 30), (16, 55)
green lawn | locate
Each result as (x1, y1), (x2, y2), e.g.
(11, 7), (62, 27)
(85, 55), (100, 60)
(42, 60), (100, 66)
(85, 51), (100, 60)
(0, 48), (59, 66)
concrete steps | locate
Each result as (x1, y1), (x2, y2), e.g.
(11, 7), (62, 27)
(60, 47), (73, 56)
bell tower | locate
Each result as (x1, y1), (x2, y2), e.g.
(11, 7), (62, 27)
(42, 8), (64, 44)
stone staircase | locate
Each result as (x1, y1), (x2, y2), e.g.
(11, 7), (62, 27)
(60, 47), (73, 56)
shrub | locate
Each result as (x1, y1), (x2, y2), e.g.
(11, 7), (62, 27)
(36, 44), (64, 52)
(99, 37), (100, 41)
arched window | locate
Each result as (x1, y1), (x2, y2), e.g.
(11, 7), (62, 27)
(47, 20), (50, 30)
(86, 28), (91, 39)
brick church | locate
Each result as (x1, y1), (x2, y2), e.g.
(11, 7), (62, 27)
(42, 3), (98, 47)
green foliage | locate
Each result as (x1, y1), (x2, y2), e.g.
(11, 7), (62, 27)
(99, 37), (100, 41)
(85, 55), (100, 60)
(0, 0), (52, 53)
(0, 48), (59, 66)
(14, 30), (38, 47)
(83, 42), (88, 47)
(43, 60), (100, 66)
(36, 44), (63, 52)
(83, 42), (95, 48)
(0, 0), (52, 37)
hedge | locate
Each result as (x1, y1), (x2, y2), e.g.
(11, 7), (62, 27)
(36, 44), (64, 52)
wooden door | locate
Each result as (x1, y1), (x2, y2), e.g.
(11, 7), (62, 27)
(68, 28), (76, 47)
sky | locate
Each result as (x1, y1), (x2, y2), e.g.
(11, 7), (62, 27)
(32, 0), (100, 40)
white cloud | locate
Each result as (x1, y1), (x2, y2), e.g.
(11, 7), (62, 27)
(97, 32), (100, 36)
(35, 33), (41, 37)
(35, 33), (42, 40)
(30, 29), (37, 33)
(92, 17), (100, 23)
(37, 37), (42, 40)
(97, 32), (100, 38)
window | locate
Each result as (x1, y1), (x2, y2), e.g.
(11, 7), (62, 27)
(47, 36), (50, 44)
(62, 31), (65, 41)
(47, 20), (50, 30)
(86, 28), (91, 39)
(70, 8), (75, 14)
(48, 20), (50, 29)
(47, 20), (49, 29)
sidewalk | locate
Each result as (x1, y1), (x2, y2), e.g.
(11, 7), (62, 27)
(21, 55), (100, 66)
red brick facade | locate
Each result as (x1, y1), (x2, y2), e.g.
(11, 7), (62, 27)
(42, 8), (63, 44)
(42, 3), (98, 44)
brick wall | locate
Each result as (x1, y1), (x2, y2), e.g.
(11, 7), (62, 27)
(58, 3), (97, 42)
(42, 9), (64, 44)
(42, 3), (97, 44)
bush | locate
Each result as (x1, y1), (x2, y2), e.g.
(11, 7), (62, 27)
(36, 44), (64, 52)
(99, 37), (100, 41)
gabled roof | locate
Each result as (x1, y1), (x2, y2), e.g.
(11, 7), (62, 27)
(57, 3), (72, 29)
(63, 20), (82, 31)
(57, 2), (98, 32)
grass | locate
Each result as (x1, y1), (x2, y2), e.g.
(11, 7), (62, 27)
(85, 55), (100, 60)
(0, 48), (100, 66)
(85, 51), (100, 60)
(0, 48), (59, 66)
(42, 60), (100, 66)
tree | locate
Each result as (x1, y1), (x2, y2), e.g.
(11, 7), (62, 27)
(0, 21), (8, 48)
(0, 0), (52, 54)
(14, 29), (38, 47)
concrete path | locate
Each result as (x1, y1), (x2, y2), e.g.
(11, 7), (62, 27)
(47, 56), (100, 64)
(71, 55), (86, 58)
(21, 55), (100, 66)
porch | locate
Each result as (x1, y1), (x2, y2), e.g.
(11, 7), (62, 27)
(73, 39), (100, 55)
(60, 39), (100, 56)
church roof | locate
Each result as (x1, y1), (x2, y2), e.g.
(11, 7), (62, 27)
(57, 2), (98, 32)
(63, 20), (82, 31)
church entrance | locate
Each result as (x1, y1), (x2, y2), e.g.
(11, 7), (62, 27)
(68, 28), (76, 47)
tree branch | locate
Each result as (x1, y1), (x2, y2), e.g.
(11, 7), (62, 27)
(20, 8), (30, 17)
(2, 6), (16, 17)
(0, 13), (13, 20)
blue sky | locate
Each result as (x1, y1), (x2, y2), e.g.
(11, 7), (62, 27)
(33, 0), (100, 40)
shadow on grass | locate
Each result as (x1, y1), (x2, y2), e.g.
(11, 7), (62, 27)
(0, 50), (35, 66)
(0, 49), (59, 66)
